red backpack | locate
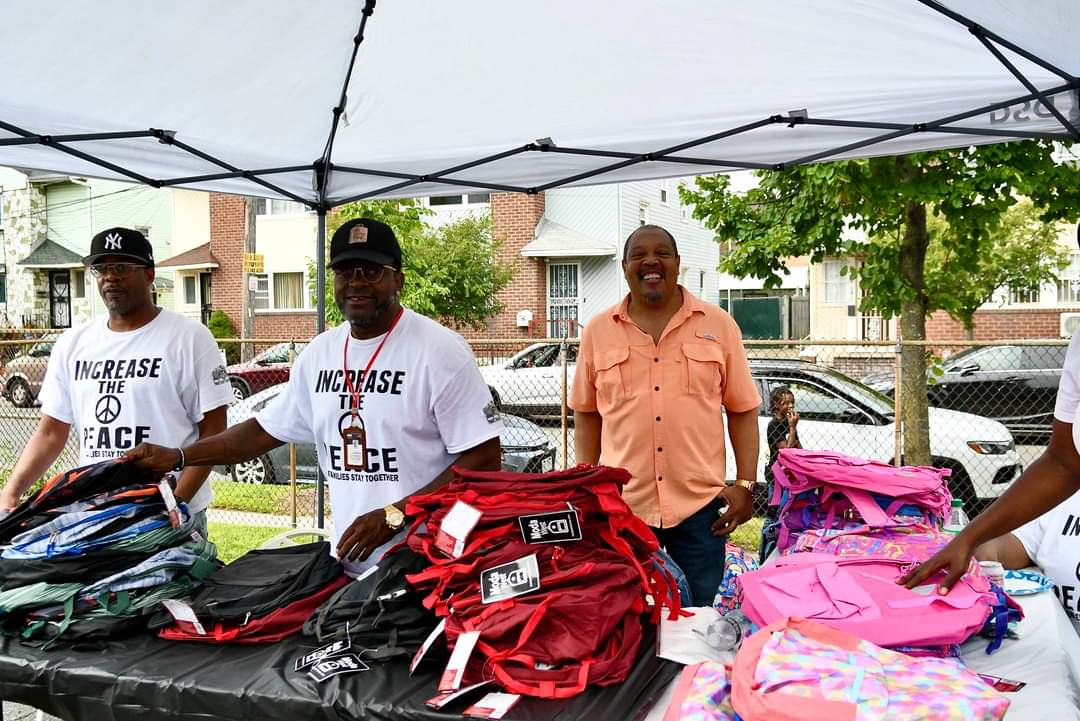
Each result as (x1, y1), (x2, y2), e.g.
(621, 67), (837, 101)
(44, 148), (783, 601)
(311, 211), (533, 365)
(404, 464), (680, 699)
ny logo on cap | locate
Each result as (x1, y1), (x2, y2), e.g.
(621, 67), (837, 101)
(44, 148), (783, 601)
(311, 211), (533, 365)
(349, 226), (368, 244)
(104, 232), (123, 251)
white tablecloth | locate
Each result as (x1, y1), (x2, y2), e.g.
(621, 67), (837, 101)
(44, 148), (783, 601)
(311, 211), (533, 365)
(647, 588), (1080, 720)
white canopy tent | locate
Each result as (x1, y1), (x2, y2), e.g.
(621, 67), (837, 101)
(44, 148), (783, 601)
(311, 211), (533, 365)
(3, 0), (1078, 522)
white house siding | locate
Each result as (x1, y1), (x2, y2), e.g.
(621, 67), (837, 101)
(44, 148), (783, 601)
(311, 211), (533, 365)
(544, 185), (620, 255)
(579, 255), (620, 326)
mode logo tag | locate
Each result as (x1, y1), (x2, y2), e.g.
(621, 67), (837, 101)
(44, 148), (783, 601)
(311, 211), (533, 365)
(308, 653), (369, 683)
(480, 553), (540, 605)
(518, 507), (582, 544)
(294, 637), (353, 672)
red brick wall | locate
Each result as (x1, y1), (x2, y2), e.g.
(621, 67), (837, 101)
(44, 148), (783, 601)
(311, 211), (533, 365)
(209, 194), (321, 343)
(461, 192), (547, 339)
(208, 193), (246, 334)
(925, 308), (1079, 341)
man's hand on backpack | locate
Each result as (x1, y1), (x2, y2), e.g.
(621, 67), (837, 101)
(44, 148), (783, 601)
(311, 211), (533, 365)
(338, 509), (396, 562)
(711, 485), (753, 537)
(123, 443), (178, 479)
(897, 533), (976, 595)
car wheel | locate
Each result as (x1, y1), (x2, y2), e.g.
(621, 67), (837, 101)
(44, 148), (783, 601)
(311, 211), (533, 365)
(7, 378), (32, 408)
(488, 386), (502, 410)
(230, 378), (250, 403)
(231, 455), (273, 485)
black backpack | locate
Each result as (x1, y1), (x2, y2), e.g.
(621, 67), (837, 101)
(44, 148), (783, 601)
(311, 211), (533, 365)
(303, 546), (437, 661)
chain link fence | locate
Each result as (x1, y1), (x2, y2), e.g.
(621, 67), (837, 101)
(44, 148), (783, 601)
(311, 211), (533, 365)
(0, 334), (1064, 558)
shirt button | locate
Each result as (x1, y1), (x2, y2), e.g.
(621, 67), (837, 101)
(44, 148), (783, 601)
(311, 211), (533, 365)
(657, 447), (663, 452)
(658, 476), (663, 482)
(654, 385), (660, 391)
(655, 416), (661, 421)
(654, 357), (659, 363)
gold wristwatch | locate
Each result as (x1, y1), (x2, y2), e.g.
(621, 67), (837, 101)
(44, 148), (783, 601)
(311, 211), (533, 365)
(733, 479), (755, 491)
(383, 503), (406, 531)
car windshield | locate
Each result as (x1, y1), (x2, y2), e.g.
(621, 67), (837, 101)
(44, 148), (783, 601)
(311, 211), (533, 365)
(257, 342), (305, 364)
(810, 367), (895, 416)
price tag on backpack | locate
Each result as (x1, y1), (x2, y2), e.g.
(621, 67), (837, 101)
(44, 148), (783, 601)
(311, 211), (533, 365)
(157, 479), (181, 528)
(517, 507), (582, 544)
(439, 630), (480, 692)
(434, 501), (482, 558)
(411, 617), (446, 674)
(463, 692), (521, 719)
(294, 637), (353, 672)
(308, 653), (370, 683)
(480, 553), (541, 605)
(161, 599), (206, 636)
(426, 680), (491, 709)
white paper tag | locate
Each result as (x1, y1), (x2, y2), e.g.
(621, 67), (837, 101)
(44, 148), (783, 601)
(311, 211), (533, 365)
(346, 439), (364, 468)
(161, 599), (206, 636)
(411, 617), (446, 674)
(353, 564), (379, 583)
(425, 680), (492, 709)
(464, 692), (521, 719)
(439, 630), (480, 692)
(435, 501), (483, 558)
(158, 479), (180, 528)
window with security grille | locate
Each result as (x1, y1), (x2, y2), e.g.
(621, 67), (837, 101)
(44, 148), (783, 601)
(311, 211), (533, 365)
(547, 263), (579, 338)
(823, 260), (849, 306)
(1008, 285), (1040, 304)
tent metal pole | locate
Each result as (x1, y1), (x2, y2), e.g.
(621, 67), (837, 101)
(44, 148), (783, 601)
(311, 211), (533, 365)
(161, 135), (313, 205)
(970, 30), (1080, 138)
(800, 117), (1071, 141)
(158, 165), (313, 187)
(0, 130), (156, 147)
(316, 207), (327, 529)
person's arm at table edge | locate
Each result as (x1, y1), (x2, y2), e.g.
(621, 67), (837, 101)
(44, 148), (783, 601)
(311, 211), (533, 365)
(714, 405), (761, 535)
(124, 418), (284, 476)
(574, 410), (602, 465)
(900, 418), (1080, 592)
(172, 405), (227, 503)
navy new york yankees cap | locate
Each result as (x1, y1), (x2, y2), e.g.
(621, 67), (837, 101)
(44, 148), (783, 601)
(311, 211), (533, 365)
(82, 226), (155, 268)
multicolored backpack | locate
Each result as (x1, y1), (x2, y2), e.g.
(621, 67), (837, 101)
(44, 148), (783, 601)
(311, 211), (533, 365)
(713, 543), (759, 612)
(727, 617), (1010, 721)
(770, 449), (952, 553)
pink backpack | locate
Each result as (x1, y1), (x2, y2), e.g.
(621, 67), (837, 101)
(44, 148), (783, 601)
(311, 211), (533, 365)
(727, 617), (1009, 721)
(737, 553), (995, 648)
(770, 449), (952, 552)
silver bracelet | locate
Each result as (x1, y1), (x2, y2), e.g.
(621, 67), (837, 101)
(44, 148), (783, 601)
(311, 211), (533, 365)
(172, 447), (186, 472)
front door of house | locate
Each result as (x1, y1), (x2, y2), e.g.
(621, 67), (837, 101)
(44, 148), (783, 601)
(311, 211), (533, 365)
(547, 263), (580, 338)
(199, 272), (212, 326)
(49, 270), (71, 329)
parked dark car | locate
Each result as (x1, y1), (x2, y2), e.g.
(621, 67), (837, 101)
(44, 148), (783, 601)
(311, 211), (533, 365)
(863, 344), (1066, 442)
(226, 342), (307, 402)
(215, 384), (557, 484)
(0, 335), (57, 407)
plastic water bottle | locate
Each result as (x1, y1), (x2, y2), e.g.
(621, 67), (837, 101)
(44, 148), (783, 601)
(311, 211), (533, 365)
(700, 608), (755, 652)
(943, 498), (969, 535)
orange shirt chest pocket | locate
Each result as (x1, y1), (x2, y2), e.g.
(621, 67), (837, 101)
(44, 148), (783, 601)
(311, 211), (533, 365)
(681, 342), (726, 397)
(594, 346), (633, 407)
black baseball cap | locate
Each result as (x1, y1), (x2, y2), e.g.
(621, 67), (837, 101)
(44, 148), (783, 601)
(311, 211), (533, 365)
(329, 218), (402, 270)
(82, 227), (155, 267)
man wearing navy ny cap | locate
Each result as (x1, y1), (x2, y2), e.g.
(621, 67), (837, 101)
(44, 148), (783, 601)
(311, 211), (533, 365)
(128, 218), (503, 576)
(0, 227), (232, 531)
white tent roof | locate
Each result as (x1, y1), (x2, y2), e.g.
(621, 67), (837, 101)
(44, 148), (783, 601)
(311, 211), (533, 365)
(2, 0), (1078, 208)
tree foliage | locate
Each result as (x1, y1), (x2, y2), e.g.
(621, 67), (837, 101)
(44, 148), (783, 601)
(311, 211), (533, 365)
(311, 200), (513, 330)
(680, 141), (1080, 463)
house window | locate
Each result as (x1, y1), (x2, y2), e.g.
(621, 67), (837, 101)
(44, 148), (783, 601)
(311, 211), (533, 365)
(134, 225), (151, 242)
(638, 201), (650, 226)
(0, 272), (6, 304)
(255, 199), (308, 215)
(1009, 285), (1040, 304)
(659, 180), (670, 205)
(272, 272), (305, 310)
(823, 260), (849, 306)
(252, 274), (270, 309)
(1058, 253), (1080, 304)
(429, 193), (491, 206)
(72, 270), (85, 299)
(680, 206), (689, 223)
(467, 193), (491, 204)
(547, 263), (579, 338)
(699, 270), (706, 295)
(183, 275), (197, 305)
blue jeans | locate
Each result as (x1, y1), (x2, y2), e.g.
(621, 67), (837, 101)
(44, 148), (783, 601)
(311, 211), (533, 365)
(651, 497), (728, 607)
(654, 547), (693, 607)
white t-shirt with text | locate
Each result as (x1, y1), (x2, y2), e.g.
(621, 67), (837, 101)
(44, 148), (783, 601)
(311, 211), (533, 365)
(256, 310), (503, 575)
(1014, 489), (1080, 634)
(39, 308), (234, 513)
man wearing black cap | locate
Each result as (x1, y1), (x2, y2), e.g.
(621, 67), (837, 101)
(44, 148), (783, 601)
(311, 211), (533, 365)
(127, 218), (503, 575)
(0, 227), (233, 526)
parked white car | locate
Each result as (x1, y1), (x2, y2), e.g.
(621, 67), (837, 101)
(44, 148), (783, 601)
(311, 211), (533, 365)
(481, 343), (1021, 505)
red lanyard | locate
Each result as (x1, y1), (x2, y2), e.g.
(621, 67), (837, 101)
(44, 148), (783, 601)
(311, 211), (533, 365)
(343, 307), (405, 417)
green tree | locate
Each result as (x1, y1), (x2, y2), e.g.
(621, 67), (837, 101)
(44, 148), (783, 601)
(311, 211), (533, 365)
(207, 309), (239, 365)
(310, 201), (513, 330)
(923, 201), (1069, 339)
(680, 141), (1080, 465)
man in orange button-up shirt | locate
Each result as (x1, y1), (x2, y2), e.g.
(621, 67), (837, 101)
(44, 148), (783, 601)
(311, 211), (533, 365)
(570, 224), (761, 606)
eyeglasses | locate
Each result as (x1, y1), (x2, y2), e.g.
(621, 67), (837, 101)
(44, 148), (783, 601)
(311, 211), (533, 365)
(332, 264), (397, 284)
(89, 263), (147, 277)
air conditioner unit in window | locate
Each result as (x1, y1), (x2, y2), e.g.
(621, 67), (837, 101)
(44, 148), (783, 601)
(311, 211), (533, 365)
(1061, 312), (1080, 338)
